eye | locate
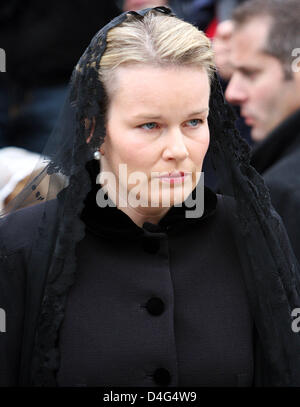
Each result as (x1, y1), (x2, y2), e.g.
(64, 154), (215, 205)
(139, 122), (159, 130)
(240, 68), (259, 80)
(186, 119), (203, 128)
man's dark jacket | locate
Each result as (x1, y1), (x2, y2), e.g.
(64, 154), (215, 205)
(251, 109), (300, 262)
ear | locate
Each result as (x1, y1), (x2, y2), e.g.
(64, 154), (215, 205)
(85, 117), (96, 144)
(100, 136), (106, 155)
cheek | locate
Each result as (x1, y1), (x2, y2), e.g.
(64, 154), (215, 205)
(252, 72), (282, 104)
(191, 128), (210, 163)
(105, 124), (132, 164)
(107, 131), (153, 173)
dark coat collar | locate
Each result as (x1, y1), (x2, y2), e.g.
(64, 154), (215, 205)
(81, 183), (217, 239)
(251, 108), (300, 174)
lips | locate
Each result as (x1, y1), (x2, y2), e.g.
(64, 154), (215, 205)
(241, 111), (255, 126)
(156, 171), (192, 185)
(158, 171), (187, 178)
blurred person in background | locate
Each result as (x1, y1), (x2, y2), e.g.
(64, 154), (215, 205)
(225, 0), (300, 261)
(188, 0), (246, 33)
(120, 0), (247, 33)
(117, 0), (193, 20)
(0, 1), (119, 153)
(0, 147), (65, 212)
(217, 0), (246, 22)
(212, 0), (251, 146)
(213, 19), (235, 80)
(0, 147), (41, 211)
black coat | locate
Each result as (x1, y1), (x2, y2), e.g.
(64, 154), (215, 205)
(251, 109), (300, 262)
(1, 186), (298, 387)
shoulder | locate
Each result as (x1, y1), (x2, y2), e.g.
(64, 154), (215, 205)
(264, 149), (300, 186)
(0, 201), (60, 386)
(263, 153), (300, 212)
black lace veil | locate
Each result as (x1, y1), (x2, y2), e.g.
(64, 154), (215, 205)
(1, 6), (300, 386)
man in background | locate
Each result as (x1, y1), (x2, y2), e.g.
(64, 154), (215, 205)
(225, 0), (300, 259)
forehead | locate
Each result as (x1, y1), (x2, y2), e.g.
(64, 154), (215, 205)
(110, 64), (210, 113)
(231, 17), (272, 63)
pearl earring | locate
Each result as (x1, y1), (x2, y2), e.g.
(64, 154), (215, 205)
(94, 150), (101, 160)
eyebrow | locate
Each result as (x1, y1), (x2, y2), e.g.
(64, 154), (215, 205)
(132, 108), (209, 120)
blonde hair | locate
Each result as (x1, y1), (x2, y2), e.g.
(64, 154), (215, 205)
(98, 10), (215, 99)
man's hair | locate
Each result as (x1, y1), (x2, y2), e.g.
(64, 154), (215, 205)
(98, 9), (215, 100)
(232, 0), (300, 78)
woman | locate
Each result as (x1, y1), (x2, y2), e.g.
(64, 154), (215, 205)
(0, 7), (300, 387)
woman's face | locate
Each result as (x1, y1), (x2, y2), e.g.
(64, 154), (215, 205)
(99, 64), (210, 212)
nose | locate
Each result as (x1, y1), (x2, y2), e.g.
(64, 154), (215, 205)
(162, 127), (189, 161)
(225, 73), (248, 106)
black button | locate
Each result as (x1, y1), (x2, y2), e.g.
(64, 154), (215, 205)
(142, 237), (160, 254)
(146, 297), (165, 316)
(153, 368), (171, 386)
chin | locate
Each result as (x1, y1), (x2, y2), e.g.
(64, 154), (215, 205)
(251, 127), (268, 142)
